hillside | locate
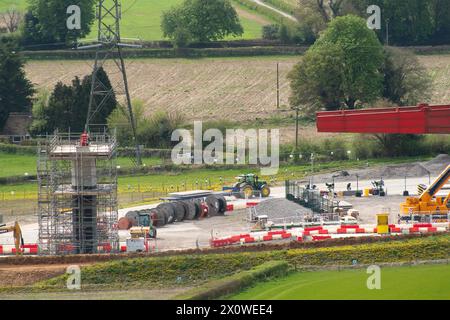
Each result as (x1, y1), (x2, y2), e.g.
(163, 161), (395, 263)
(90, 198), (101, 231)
(24, 54), (450, 122)
(0, 0), (274, 40)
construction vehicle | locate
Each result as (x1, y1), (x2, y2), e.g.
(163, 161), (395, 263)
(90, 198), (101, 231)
(126, 226), (157, 253)
(130, 226), (157, 239)
(400, 165), (450, 215)
(371, 179), (386, 196)
(0, 222), (24, 255)
(224, 174), (271, 198)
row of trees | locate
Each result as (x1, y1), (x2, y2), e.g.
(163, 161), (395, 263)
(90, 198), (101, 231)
(288, 15), (432, 156)
(289, 15), (431, 114)
(0, 37), (34, 130)
(295, 0), (450, 45)
(1, 0), (244, 48)
(30, 68), (116, 135)
(4, 0), (450, 47)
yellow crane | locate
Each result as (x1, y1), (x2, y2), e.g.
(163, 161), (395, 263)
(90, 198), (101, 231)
(401, 165), (450, 215)
(0, 222), (24, 255)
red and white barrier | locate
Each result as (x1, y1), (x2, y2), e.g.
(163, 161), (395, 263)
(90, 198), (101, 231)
(211, 230), (294, 247)
(0, 244), (38, 255)
(210, 222), (449, 247)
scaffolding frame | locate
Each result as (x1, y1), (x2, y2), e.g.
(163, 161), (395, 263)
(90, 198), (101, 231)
(37, 132), (119, 255)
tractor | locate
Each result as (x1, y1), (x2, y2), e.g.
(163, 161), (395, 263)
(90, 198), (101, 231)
(224, 174), (271, 198)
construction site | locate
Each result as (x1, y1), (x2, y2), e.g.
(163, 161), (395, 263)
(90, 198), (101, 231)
(0, 0), (449, 301)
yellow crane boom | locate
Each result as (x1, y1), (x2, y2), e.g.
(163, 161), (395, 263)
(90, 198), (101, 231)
(401, 165), (450, 214)
(0, 222), (24, 255)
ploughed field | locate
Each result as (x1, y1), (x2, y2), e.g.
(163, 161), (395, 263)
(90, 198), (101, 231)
(24, 54), (450, 122)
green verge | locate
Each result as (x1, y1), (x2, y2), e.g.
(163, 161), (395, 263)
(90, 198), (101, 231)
(173, 261), (289, 300)
(22, 233), (449, 293)
(229, 263), (450, 300)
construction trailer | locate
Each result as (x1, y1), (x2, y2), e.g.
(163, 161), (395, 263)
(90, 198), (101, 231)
(37, 132), (119, 255)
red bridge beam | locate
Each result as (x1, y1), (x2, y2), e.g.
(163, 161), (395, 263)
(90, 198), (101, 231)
(316, 104), (450, 134)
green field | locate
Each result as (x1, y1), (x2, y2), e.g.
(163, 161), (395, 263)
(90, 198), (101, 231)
(230, 264), (450, 300)
(0, 153), (162, 178)
(0, 0), (27, 11)
(0, 156), (430, 195)
(0, 0), (272, 40)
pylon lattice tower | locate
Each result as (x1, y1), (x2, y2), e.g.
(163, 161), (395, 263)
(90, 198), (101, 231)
(81, 0), (142, 166)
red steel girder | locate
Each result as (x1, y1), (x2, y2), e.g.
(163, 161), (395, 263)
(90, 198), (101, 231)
(316, 104), (450, 134)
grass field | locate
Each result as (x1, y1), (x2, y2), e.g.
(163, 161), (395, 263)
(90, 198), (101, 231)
(0, 0), (273, 40)
(0, 153), (162, 178)
(229, 264), (450, 300)
(0, 0), (26, 11)
(0, 156), (431, 197)
(24, 54), (450, 122)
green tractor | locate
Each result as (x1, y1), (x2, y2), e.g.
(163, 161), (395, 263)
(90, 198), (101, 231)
(224, 174), (271, 198)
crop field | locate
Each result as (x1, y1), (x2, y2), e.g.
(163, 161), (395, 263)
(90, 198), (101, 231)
(229, 264), (450, 300)
(25, 56), (298, 122)
(0, 0), (273, 40)
(24, 54), (450, 122)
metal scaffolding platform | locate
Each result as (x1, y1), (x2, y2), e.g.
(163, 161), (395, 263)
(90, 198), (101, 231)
(37, 132), (119, 255)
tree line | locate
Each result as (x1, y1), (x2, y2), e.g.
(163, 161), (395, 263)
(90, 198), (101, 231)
(2, 0), (449, 47)
(294, 0), (450, 45)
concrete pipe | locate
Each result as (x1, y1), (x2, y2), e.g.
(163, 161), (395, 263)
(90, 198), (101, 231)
(182, 200), (197, 220)
(125, 211), (140, 226)
(172, 201), (186, 222)
(193, 199), (203, 219)
(216, 195), (227, 214)
(118, 217), (132, 230)
(205, 195), (220, 217)
(157, 203), (175, 224)
(148, 208), (161, 227)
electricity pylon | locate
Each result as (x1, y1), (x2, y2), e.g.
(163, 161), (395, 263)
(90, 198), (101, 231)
(80, 0), (142, 166)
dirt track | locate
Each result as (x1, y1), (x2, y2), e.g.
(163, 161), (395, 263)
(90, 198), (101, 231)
(0, 264), (73, 287)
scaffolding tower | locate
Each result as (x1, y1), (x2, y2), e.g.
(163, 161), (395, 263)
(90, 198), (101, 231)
(37, 132), (119, 255)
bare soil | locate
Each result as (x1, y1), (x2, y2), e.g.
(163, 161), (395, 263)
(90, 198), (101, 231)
(24, 55), (450, 122)
(0, 264), (77, 287)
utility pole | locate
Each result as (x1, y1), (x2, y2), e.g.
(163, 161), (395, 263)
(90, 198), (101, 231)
(385, 19), (390, 46)
(80, 0), (142, 166)
(295, 107), (299, 150)
(276, 62), (280, 109)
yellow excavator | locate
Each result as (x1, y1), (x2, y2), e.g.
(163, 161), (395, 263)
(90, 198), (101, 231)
(0, 222), (24, 255)
(401, 165), (450, 215)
